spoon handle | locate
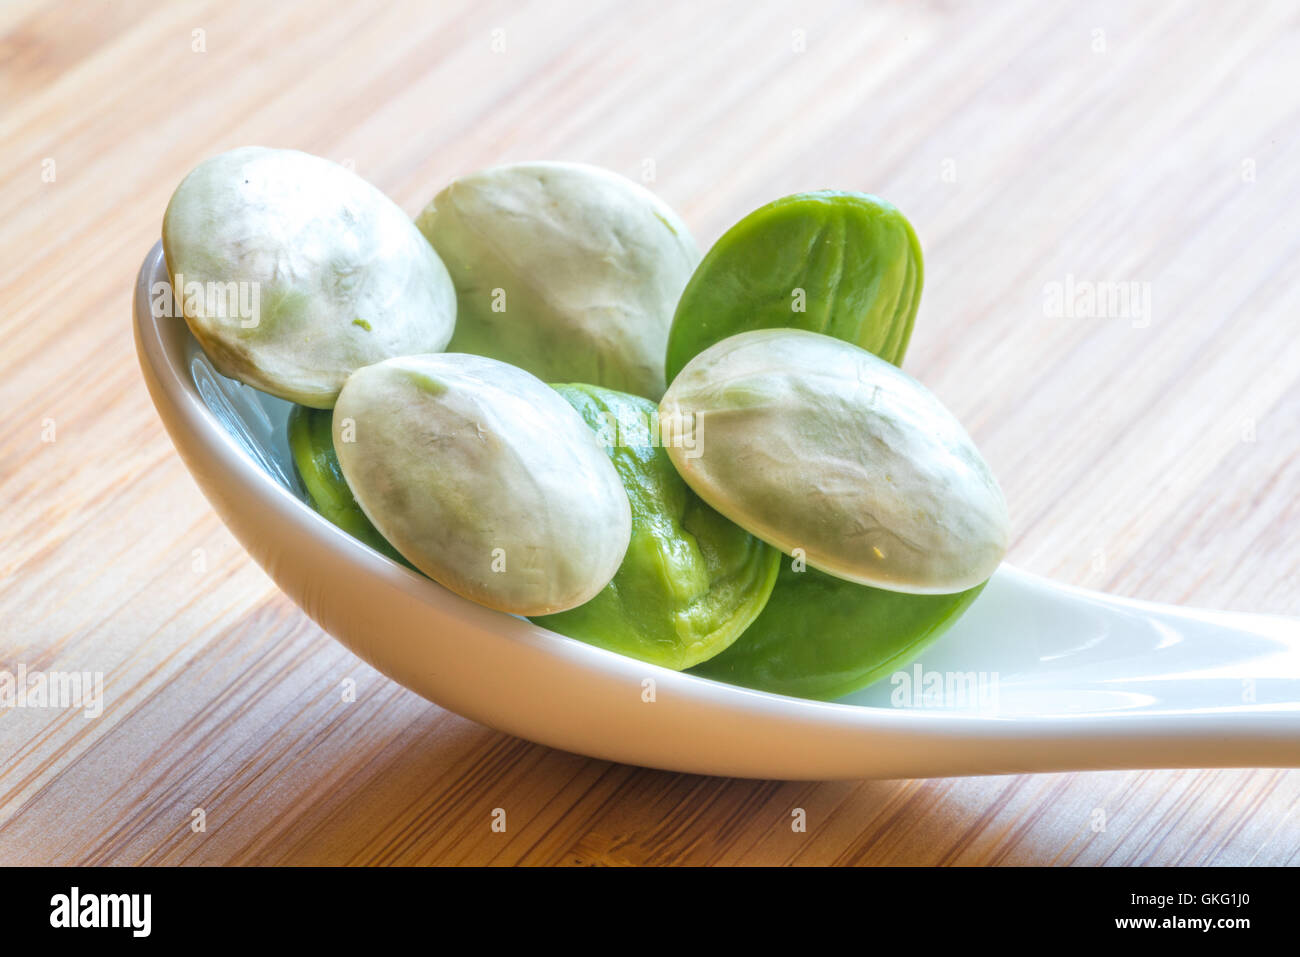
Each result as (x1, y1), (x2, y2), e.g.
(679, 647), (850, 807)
(839, 566), (1300, 772)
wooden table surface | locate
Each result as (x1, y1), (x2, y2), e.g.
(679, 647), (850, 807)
(2, 0), (1298, 866)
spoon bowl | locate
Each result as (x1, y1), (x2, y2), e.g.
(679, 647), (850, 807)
(134, 242), (1300, 779)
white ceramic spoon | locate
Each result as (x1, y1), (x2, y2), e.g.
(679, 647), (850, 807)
(134, 243), (1300, 779)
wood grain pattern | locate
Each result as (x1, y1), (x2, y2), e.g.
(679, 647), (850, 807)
(2, 0), (1298, 865)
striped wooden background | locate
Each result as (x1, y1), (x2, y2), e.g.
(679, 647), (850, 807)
(2, 0), (1298, 864)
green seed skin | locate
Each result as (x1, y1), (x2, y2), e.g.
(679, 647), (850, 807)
(532, 384), (781, 671)
(689, 562), (985, 701)
(286, 405), (412, 567)
(664, 190), (923, 385)
(663, 189), (973, 700)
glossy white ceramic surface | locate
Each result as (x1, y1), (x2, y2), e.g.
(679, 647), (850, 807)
(134, 242), (1300, 779)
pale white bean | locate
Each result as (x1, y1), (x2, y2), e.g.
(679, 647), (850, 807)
(334, 354), (632, 615)
(416, 161), (699, 400)
(163, 147), (456, 407)
(660, 329), (1009, 594)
